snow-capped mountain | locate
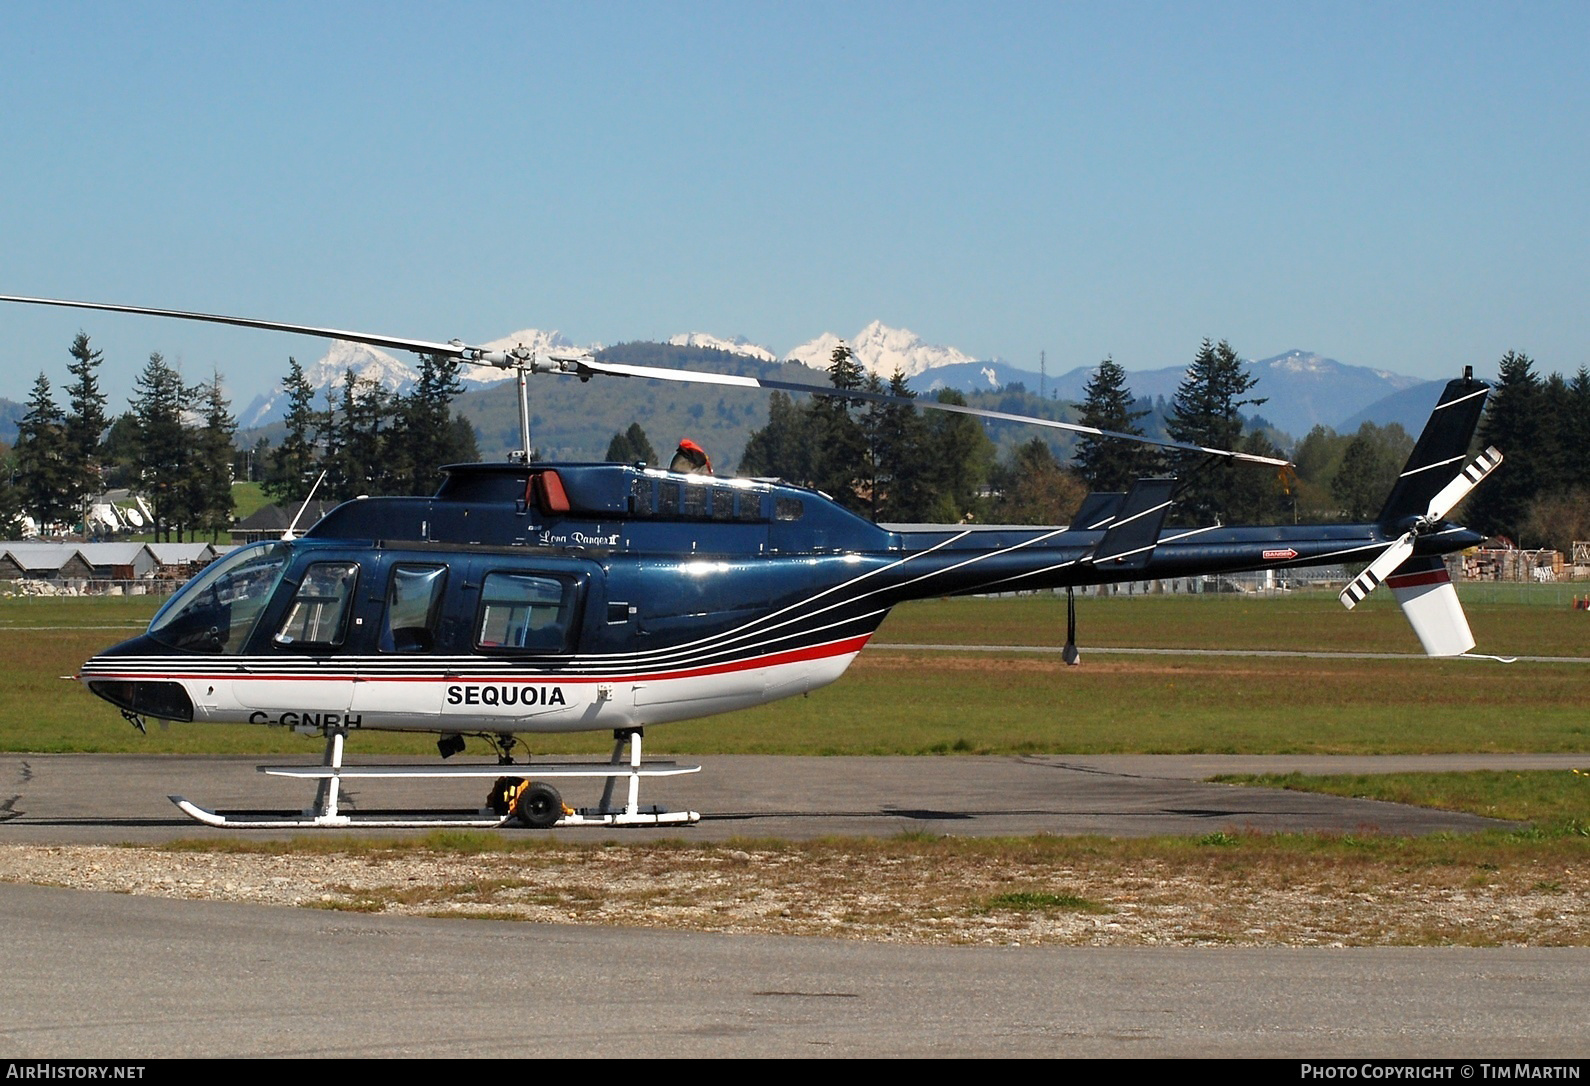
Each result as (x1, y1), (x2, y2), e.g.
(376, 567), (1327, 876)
(786, 321), (979, 380)
(238, 328), (593, 426)
(230, 314), (1433, 445)
(667, 332), (777, 362)
(238, 341), (418, 427)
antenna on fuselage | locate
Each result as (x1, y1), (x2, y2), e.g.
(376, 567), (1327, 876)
(282, 470), (328, 541)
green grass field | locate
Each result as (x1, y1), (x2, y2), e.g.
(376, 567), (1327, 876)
(1, 587), (1583, 758)
(1215, 770), (1590, 835)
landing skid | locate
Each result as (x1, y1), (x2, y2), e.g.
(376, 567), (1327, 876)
(170, 727), (701, 829)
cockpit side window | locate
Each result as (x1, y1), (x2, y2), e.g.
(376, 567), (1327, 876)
(147, 541), (290, 654)
(274, 562), (359, 648)
(475, 572), (576, 653)
(380, 564), (447, 653)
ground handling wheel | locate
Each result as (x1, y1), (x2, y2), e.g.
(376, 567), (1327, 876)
(514, 781), (565, 829)
(486, 776), (525, 817)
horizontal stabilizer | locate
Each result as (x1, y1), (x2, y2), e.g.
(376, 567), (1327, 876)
(1088, 479), (1175, 570)
(1386, 556), (1475, 657)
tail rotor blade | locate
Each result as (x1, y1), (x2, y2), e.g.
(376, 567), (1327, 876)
(1426, 446), (1503, 522)
(1339, 534), (1416, 610)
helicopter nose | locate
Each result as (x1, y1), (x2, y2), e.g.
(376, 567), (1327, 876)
(80, 636), (196, 723)
(83, 676), (194, 722)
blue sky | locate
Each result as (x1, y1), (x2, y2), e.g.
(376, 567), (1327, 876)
(2, 1), (1585, 410)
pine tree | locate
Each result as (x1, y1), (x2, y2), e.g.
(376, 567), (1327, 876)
(324, 370), (392, 501)
(1568, 368), (1590, 490)
(63, 333), (108, 513)
(128, 353), (191, 541)
(1073, 356), (1154, 491)
(924, 389), (995, 522)
(825, 340), (866, 391)
(265, 358), (322, 503)
(391, 353), (471, 494)
(737, 391), (813, 482)
(0, 444), (25, 539)
(1166, 340), (1265, 522)
(189, 373), (237, 541)
(809, 344), (868, 512)
(15, 374), (74, 531)
(875, 371), (935, 522)
(1470, 350), (1542, 540)
(605, 422), (658, 466)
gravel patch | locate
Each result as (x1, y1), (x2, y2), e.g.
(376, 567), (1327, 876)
(2, 841), (1585, 947)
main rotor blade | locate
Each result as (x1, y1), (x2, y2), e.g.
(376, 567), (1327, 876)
(581, 358), (761, 388)
(580, 359), (1291, 468)
(0, 294), (471, 359)
(0, 293), (1287, 466)
(1338, 534), (1415, 610)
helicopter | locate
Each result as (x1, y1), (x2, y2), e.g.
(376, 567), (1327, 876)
(0, 295), (1502, 829)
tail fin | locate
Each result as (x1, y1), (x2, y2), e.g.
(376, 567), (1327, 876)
(1368, 371), (1492, 657)
(1376, 372), (1491, 526)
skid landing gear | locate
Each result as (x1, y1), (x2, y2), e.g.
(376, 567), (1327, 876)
(169, 726), (701, 829)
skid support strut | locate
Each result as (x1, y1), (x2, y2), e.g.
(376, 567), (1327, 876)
(308, 726), (353, 826)
(596, 727), (645, 819)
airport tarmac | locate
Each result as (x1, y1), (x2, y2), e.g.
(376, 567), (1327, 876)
(4, 751), (1584, 842)
(5, 753), (1587, 1057)
(2, 881), (1585, 1058)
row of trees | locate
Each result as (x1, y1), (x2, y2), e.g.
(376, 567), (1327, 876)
(264, 354), (478, 505)
(4, 335), (480, 542)
(735, 346), (994, 523)
(1466, 352), (1590, 551)
(723, 339), (1287, 527)
(11, 331), (1575, 544)
(9, 336), (239, 541)
(729, 339), (1588, 546)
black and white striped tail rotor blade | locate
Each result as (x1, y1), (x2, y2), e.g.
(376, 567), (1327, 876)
(1426, 446), (1503, 522)
(1339, 534), (1416, 611)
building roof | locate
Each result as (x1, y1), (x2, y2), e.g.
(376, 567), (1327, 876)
(76, 543), (156, 566)
(145, 543), (218, 565)
(0, 545), (93, 573)
(234, 501), (339, 533)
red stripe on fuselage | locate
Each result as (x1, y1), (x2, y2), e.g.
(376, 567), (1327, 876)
(83, 633), (875, 686)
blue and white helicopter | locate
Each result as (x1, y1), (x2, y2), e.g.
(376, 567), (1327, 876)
(1, 296), (1501, 829)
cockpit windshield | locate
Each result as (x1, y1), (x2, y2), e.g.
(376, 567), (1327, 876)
(147, 542), (292, 654)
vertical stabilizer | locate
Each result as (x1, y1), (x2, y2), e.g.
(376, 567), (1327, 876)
(1386, 556), (1475, 657)
(1377, 374), (1490, 525)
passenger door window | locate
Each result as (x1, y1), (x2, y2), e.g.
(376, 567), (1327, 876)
(475, 572), (576, 653)
(380, 564), (447, 653)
